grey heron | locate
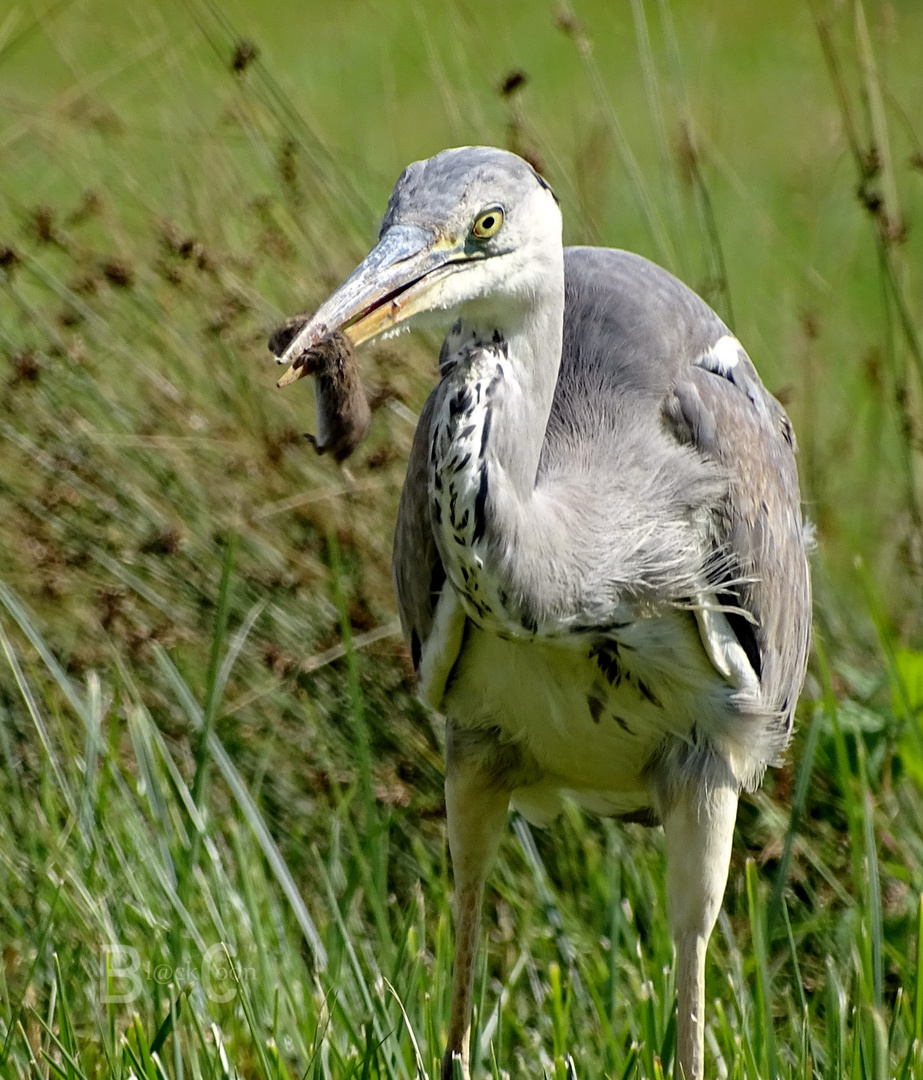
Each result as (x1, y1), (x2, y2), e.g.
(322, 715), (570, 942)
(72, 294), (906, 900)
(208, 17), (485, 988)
(274, 146), (812, 1080)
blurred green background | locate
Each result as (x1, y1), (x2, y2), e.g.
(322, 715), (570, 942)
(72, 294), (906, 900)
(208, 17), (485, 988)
(1, 1), (922, 1078)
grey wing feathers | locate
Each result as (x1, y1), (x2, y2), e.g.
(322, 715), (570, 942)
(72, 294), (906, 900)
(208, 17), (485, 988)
(555, 248), (810, 726)
(392, 391), (446, 673)
(664, 360), (811, 727)
(556, 248), (728, 401)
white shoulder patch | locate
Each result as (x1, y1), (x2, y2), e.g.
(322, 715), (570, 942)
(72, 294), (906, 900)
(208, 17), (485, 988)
(694, 598), (760, 697)
(697, 334), (743, 378)
(417, 587), (467, 710)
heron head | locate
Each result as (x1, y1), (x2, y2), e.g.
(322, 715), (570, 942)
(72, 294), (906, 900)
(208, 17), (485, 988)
(276, 146), (562, 386)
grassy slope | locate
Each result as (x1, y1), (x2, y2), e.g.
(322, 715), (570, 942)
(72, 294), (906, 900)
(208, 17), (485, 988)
(1, 0), (922, 1077)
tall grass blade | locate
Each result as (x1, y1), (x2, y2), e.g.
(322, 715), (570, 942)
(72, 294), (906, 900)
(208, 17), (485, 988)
(0, 885), (62, 1066)
(769, 705), (822, 933)
(745, 859), (777, 1077)
(0, 620), (75, 814)
(225, 945), (274, 1080)
(191, 531), (237, 812)
(915, 893), (923, 1048)
(325, 528), (375, 832)
(0, 580), (88, 729)
(154, 647), (327, 968)
(863, 792), (884, 1012)
(629, 0), (684, 271)
(149, 985), (191, 1057)
(557, 10), (677, 270)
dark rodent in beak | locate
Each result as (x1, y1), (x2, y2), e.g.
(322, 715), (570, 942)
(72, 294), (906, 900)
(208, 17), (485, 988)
(268, 315), (371, 463)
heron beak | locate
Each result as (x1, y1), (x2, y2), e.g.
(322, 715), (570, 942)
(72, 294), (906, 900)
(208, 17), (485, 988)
(276, 224), (462, 387)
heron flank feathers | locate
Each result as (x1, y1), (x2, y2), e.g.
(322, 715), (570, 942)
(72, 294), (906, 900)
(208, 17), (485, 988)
(274, 146), (811, 1080)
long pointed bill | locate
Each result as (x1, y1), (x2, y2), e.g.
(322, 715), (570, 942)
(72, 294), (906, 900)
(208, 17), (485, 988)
(276, 224), (463, 388)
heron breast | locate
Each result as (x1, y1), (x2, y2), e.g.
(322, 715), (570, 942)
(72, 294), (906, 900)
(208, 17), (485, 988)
(429, 347), (525, 635)
(444, 624), (675, 795)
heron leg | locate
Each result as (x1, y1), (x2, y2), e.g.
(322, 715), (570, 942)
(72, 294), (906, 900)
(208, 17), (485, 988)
(441, 741), (510, 1080)
(663, 782), (738, 1080)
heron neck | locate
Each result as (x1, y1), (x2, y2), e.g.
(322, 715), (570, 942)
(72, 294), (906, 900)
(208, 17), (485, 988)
(456, 277), (564, 500)
(428, 269), (565, 634)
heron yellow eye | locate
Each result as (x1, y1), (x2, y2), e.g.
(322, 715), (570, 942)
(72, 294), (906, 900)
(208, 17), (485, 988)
(472, 207), (504, 239)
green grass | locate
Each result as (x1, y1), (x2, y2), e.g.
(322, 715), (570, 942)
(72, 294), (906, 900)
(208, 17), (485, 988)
(1, 0), (922, 1077)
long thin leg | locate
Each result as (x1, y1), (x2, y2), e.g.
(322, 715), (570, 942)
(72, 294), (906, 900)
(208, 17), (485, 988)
(440, 740), (510, 1080)
(663, 783), (738, 1080)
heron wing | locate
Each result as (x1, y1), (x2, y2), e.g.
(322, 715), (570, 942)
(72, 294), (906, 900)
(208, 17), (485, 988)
(547, 248), (810, 721)
(392, 387), (468, 708)
(664, 361), (812, 725)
